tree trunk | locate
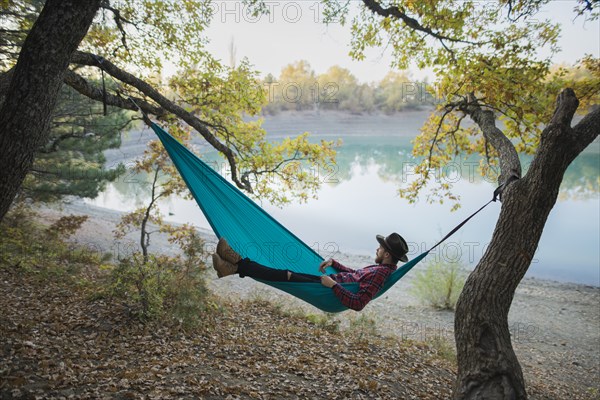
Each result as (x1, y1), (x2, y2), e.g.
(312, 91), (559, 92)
(0, 0), (101, 222)
(453, 90), (599, 399)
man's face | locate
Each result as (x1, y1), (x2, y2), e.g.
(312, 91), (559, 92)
(375, 245), (387, 264)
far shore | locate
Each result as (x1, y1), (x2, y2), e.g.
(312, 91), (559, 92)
(33, 197), (600, 394)
(251, 107), (441, 140)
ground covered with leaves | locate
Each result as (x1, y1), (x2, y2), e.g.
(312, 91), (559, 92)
(2, 263), (596, 399)
(0, 262), (457, 399)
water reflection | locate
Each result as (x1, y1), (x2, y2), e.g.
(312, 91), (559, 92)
(89, 132), (600, 286)
(334, 136), (600, 201)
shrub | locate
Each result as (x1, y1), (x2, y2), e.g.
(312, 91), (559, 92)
(0, 204), (107, 278)
(410, 259), (467, 310)
(107, 250), (210, 327)
(108, 254), (168, 319)
(46, 215), (89, 238)
(305, 312), (340, 333)
(163, 262), (212, 330)
(108, 219), (210, 327)
(347, 313), (378, 341)
(107, 140), (213, 327)
(428, 336), (457, 363)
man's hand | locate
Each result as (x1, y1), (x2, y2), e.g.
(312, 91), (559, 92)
(320, 275), (337, 288)
(319, 258), (333, 273)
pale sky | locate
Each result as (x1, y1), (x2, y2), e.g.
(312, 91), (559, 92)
(202, 0), (600, 83)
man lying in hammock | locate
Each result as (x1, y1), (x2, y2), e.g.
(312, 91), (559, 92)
(212, 232), (409, 311)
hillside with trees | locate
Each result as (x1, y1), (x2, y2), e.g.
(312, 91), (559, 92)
(262, 61), (436, 114)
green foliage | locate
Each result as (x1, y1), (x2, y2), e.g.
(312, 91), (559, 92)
(586, 387), (599, 399)
(410, 259), (467, 310)
(0, 204), (109, 280)
(549, 56), (600, 114)
(318, 65), (360, 112)
(122, 11), (339, 206)
(320, 0), (600, 208)
(0, 0), (43, 69)
(0, 200), (214, 328)
(167, 58), (340, 206)
(107, 251), (211, 328)
(109, 129), (211, 327)
(376, 71), (427, 113)
(266, 60), (317, 112)
(46, 214), (89, 239)
(84, 0), (215, 72)
(347, 313), (378, 341)
(262, 61), (434, 115)
(165, 265), (213, 330)
(106, 246), (210, 326)
(16, 81), (129, 202)
(2, 1), (340, 206)
(109, 254), (169, 319)
(305, 312), (340, 333)
(429, 336), (457, 364)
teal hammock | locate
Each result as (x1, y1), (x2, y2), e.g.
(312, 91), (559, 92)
(151, 123), (496, 313)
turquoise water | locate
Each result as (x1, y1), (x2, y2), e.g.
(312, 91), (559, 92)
(92, 112), (600, 286)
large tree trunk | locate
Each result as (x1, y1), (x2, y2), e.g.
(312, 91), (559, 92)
(0, 0), (101, 222)
(453, 90), (599, 399)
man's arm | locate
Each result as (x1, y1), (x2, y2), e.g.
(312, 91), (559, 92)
(331, 282), (378, 312)
(332, 259), (355, 273)
(319, 258), (355, 273)
(323, 267), (391, 311)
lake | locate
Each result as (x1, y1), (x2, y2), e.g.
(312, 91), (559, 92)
(90, 110), (600, 286)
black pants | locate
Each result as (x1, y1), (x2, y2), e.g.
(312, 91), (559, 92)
(237, 258), (321, 283)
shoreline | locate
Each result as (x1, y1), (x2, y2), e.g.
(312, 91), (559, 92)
(32, 198), (600, 394)
(102, 119), (600, 288)
(45, 197), (600, 289)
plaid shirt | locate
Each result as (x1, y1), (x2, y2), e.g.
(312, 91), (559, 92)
(330, 260), (397, 311)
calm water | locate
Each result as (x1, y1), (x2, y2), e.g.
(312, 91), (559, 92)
(91, 111), (600, 286)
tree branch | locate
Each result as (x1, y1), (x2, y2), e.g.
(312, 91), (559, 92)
(360, 0), (480, 48)
(548, 88), (580, 128)
(45, 132), (85, 153)
(69, 50), (252, 193)
(63, 69), (165, 116)
(526, 89), (598, 196)
(99, 0), (135, 54)
(537, 89), (598, 161)
(461, 94), (522, 185)
(572, 105), (600, 154)
(505, 0), (545, 22)
(427, 107), (453, 165)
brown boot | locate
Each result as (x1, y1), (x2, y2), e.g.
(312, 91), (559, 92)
(216, 238), (242, 264)
(212, 253), (238, 278)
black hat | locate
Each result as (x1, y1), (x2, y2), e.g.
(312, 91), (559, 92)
(376, 233), (409, 262)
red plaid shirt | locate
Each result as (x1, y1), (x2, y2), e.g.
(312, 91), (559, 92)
(330, 260), (397, 311)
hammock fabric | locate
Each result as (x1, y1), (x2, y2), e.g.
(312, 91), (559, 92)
(151, 123), (492, 313)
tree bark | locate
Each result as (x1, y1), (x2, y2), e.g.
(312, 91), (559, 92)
(0, 68), (15, 108)
(0, 0), (101, 222)
(453, 90), (599, 399)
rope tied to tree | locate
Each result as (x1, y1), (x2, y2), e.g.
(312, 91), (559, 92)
(91, 54), (108, 116)
(127, 96), (152, 126)
(429, 175), (519, 252)
(90, 54), (153, 126)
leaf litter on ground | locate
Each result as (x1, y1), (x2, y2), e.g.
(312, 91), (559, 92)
(0, 263), (592, 399)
